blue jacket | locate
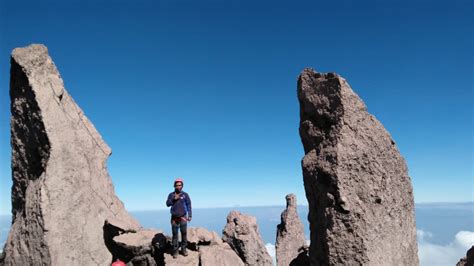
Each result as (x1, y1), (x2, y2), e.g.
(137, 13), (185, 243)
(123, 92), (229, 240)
(166, 191), (192, 218)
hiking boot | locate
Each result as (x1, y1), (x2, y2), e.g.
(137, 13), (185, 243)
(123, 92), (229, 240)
(182, 248), (188, 256)
(172, 251), (178, 259)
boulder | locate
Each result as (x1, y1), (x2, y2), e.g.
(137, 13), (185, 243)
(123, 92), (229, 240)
(199, 243), (245, 266)
(222, 210), (272, 266)
(276, 194), (306, 266)
(186, 227), (222, 250)
(2, 44), (141, 265)
(297, 68), (418, 265)
(113, 230), (166, 255)
(111, 229), (166, 266)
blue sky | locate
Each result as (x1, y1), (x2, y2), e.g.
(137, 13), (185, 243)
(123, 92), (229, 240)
(0, 0), (472, 215)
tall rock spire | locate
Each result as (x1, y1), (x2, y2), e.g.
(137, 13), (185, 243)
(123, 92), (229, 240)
(3, 44), (141, 265)
(297, 68), (418, 265)
(276, 194), (307, 266)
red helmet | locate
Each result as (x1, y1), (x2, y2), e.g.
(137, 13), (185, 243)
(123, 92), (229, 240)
(112, 259), (126, 266)
(174, 177), (184, 185)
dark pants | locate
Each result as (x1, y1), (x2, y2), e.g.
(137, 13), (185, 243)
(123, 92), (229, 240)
(171, 217), (187, 252)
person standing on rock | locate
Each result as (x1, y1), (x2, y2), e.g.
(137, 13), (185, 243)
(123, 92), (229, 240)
(166, 177), (192, 258)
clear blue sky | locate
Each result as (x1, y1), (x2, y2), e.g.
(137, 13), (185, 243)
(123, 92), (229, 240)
(0, 0), (472, 215)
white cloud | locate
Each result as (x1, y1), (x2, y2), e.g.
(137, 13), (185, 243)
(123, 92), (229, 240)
(417, 229), (433, 242)
(269, 233), (473, 266)
(265, 243), (276, 266)
(418, 230), (474, 266)
(454, 231), (474, 249)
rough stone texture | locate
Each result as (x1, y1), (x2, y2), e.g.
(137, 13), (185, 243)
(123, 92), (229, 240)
(163, 249), (199, 265)
(3, 44), (141, 265)
(199, 243), (245, 266)
(457, 246), (474, 266)
(297, 68), (418, 265)
(222, 210), (272, 266)
(112, 230), (167, 265)
(186, 227), (222, 250)
(114, 230), (163, 254)
(106, 219), (170, 265)
(275, 194), (306, 266)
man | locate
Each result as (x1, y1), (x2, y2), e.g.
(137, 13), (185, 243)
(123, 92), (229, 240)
(166, 178), (192, 258)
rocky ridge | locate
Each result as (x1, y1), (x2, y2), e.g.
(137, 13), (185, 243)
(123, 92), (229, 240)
(107, 218), (252, 265)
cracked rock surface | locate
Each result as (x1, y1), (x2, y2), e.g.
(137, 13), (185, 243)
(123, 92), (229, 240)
(297, 68), (418, 265)
(3, 44), (141, 265)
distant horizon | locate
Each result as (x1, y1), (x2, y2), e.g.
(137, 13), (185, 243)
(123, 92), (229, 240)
(0, 201), (472, 216)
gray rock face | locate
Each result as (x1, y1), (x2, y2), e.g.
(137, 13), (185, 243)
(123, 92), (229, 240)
(222, 211), (272, 266)
(297, 68), (418, 265)
(276, 194), (307, 266)
(457, 246), (474, 266)
(3, 44), (141, 265)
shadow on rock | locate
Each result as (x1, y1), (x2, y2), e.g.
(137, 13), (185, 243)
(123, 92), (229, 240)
(289, 249), (310, 266)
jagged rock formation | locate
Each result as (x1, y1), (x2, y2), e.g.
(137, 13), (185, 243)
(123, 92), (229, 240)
(3, 44), (141, 265)
(222, 210), (272, 266)
(457, 246), (474, 266)
(276, 194), (307, 266)
(297, 68), (418, 265)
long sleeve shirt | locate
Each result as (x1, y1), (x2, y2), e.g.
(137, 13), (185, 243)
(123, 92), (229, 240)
(166, 191), (192, 218)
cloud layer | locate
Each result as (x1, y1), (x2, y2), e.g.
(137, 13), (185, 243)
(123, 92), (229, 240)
(266, 232), (473, 266)
(265, 243), (276, 265)
(418, 230), (474, 266)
